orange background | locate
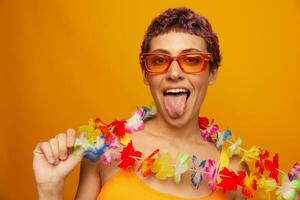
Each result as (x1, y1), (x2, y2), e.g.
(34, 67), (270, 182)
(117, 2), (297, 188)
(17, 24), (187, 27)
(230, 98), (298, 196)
(1, 0), (300, 199)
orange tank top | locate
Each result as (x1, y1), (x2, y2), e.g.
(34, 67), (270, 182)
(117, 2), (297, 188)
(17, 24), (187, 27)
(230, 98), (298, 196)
(97, 148), (229, 200)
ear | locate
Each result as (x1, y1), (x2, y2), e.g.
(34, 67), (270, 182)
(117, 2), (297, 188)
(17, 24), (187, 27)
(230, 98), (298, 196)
(208, 68), (218, 85)
(142, 69), (150, 85)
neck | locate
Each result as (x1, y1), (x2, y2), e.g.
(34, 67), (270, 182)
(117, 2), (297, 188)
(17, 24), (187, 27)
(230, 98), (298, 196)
(144, 112), (205, 144)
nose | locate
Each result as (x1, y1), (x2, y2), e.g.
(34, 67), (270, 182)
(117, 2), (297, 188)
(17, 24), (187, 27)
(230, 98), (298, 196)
(166, 60), (184, 81)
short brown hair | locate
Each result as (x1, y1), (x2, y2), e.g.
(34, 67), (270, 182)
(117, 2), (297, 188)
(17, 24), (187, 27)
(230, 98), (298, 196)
(140, 7), (221, 71)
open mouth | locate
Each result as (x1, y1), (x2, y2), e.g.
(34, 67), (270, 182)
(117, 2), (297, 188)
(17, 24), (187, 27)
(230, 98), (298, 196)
(163, 88), (191, 99)
(162, 88), (191, 118)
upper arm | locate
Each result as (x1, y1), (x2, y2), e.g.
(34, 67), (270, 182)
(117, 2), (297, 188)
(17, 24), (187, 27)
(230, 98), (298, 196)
(75, 159), (102, 200)
(226, 155), (250, 200)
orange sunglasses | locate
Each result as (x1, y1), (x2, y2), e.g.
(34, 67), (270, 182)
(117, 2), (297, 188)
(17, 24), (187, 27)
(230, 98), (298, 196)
(140, 52), (212, 74)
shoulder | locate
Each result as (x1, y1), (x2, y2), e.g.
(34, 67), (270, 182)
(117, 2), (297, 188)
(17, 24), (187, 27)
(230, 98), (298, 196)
(228, 155), (250, 174)
(225, 155), (250, 200)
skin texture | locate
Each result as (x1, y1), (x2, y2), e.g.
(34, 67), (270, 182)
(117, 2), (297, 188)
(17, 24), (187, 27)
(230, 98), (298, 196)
(143, 31), (217, 130)
(32, 129), (85, 200)
(33, 31), (300, 200)
(76, 31), (248, 199)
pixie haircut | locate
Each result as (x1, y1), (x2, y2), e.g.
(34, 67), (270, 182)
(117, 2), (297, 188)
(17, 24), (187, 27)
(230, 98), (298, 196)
(140, 7), (221, 71)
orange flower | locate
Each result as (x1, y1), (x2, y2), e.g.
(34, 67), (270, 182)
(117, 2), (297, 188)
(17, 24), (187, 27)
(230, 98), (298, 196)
(138, 149), (160, 177)
(242, 174), (257, 198)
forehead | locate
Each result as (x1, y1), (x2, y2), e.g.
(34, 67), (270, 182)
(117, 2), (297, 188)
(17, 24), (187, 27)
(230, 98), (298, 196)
(149, 31), (207, 55)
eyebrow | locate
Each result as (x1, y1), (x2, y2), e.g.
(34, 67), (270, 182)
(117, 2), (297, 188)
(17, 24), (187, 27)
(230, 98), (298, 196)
(150, 48), (202, 54)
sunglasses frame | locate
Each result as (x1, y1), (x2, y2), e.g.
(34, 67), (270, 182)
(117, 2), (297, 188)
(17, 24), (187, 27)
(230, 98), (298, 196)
(139, 52), (213, 74)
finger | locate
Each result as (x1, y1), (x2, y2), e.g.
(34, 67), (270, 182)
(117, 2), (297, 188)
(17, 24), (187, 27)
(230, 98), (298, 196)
(66, 128), (76, 148)
(62, 147), (85, 173)
(33, 143), (43, 154)
(49, 138), (59, 163)
(72, 132), (86, 156)
(56, 133), (68, 160)
(79, 132), (85, 141)
(40, 142), (55, 164)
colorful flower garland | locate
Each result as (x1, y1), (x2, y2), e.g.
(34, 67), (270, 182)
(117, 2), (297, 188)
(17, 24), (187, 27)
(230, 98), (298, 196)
(73, 105), (300, 200)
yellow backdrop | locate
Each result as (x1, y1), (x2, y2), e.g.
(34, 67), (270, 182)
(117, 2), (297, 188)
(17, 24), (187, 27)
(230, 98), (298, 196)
(0, 0), (299, 199)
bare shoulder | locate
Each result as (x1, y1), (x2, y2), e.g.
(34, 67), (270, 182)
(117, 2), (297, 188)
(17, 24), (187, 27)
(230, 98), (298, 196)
(226, 155), (250, 200)
(228, 155), (250, 174)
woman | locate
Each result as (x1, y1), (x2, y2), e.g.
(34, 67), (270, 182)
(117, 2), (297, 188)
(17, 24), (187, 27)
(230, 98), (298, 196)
(33, 7), (250, 200)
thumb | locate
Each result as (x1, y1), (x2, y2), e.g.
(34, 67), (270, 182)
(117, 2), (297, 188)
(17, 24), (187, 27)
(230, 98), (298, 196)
(56, 146), (85, 177)
(66, 147), (85, 169)
(58, 133), (87, 175)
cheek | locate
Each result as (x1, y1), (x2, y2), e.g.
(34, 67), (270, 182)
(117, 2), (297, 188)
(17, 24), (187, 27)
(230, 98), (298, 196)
(147, 76), (163, 96)
(147, 75), (163, 88)
(190, 75), (210, 102)
(191, 74), (209, 88)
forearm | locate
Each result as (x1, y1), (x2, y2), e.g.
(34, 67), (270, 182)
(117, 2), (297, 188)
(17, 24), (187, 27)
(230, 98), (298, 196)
(36, 181), (64, 200)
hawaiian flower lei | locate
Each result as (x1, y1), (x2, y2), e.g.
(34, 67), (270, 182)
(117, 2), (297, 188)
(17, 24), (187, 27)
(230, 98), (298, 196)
(73, 105), (300, 200)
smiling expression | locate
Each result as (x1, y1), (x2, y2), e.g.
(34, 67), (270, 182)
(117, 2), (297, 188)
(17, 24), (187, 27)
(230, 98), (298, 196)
(142, 31), (218, 127)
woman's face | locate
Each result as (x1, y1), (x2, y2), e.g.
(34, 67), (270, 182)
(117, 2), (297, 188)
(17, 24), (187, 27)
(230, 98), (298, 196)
(143, 31), (218, 127)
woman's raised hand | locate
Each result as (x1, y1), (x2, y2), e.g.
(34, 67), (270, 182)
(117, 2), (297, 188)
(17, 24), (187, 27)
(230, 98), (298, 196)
(32, 128), (85, 199)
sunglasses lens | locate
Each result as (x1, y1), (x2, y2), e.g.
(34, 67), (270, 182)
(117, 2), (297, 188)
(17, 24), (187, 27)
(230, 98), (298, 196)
(142, 53), (211, 74)
(180, 54), (206, 73)
(145, 55), (169, 73)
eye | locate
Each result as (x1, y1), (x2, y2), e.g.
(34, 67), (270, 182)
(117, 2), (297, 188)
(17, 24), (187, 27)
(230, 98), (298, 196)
(151, 56), (167, 65)
(183, 56), (202, 65)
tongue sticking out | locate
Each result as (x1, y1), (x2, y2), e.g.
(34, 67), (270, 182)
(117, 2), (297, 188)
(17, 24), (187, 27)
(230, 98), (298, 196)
(163, 94), (187, 118)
